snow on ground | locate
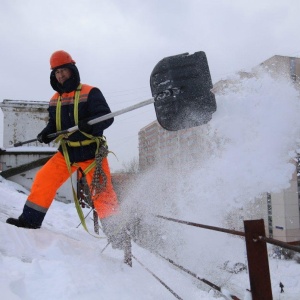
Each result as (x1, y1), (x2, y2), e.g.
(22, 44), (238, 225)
(1, 70), (300, 299)
(0, 178), (221, 300)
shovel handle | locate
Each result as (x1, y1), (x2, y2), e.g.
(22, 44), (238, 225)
(13, 97), (155, 147)
(14, 138), (38, 147)
(46, 97), (155, 139)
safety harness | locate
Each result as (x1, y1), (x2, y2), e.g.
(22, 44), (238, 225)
(55, 84), (108, 234)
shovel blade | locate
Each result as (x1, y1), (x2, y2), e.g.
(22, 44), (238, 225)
(150, 51), (216, 131)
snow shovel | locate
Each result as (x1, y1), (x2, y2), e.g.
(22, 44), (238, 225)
(14, 51), (216, 146)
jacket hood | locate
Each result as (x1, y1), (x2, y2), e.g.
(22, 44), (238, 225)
(50, 63), (80, 94)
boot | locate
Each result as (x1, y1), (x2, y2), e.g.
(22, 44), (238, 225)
(6, 203), (45, 229)
(6, 214), (40, 229)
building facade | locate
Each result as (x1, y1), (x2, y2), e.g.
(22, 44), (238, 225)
(139, 120), (212, 173)
(0, 99), (73, 203)
(0, 99), (132, 205)
(0, 99), (50, 148)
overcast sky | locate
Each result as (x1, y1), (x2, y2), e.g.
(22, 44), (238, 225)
(1, 0), (300, 171)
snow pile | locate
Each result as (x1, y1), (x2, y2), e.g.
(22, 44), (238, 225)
(0, 177), (219, 300)
(117, 70), (300, 298)
(175, 71), (300, 298)
(183, 70), (300, 219)
(1, 70), (300, 299)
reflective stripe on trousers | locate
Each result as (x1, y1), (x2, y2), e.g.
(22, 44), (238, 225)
(26, 151), (119, 219)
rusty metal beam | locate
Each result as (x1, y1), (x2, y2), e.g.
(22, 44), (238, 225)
(0, 156), (52, 178)
(244, 219), (272, 300)
(156, 252), (240, 299)
(259, 235), (300, 253)
(156, 215), (245, 237)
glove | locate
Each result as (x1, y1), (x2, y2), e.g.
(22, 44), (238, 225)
(37, 131), (53, 144)
(100, 216), (130, 250)
(78, 119), (93, 133)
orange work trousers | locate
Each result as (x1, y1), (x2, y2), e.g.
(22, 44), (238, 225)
(27, 151), (119, 219)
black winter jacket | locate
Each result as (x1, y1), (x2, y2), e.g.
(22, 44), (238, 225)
(40, 64), (113, 163)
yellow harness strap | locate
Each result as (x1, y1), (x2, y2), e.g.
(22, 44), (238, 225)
(55, 84), (104, 236)
(66, 140), (95, 147)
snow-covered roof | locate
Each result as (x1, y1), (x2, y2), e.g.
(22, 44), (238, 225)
(2, 146), (57, 153)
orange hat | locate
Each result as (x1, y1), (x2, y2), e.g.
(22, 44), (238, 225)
(50, 50), (76, 69)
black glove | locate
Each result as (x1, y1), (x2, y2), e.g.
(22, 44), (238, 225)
(37, 131), (53, 144)
(78, 119), (93, 133)
(100, 216), (130, 250)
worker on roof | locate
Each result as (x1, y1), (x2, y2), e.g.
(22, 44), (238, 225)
(6, 50), (129, 251)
